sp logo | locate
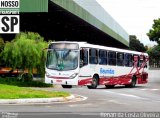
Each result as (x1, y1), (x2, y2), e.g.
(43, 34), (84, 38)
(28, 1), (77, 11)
(0, 15), (19, 33)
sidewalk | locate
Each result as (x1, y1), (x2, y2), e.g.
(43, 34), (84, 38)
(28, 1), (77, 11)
(0, 94), (75, 104)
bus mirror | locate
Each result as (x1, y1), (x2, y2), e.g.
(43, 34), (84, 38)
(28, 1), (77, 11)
(42, 48), (48, 51)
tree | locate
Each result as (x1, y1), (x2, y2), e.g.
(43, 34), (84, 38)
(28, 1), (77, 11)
(1, 32), (48, 77)
(129, 35), (146, 52)
(0, 37), (5, 66)
(0, 37), (5, 53)
(147, 45), (160, 68)
(147, 18), (160, 45)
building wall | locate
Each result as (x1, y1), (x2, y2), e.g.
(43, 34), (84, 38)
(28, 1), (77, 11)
(20, 0), (129, 47)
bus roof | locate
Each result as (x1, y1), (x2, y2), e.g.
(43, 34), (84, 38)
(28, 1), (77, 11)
(50, 41), (148, 56)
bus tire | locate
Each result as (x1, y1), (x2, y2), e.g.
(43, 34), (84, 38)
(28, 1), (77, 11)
(105, 85), (115, 88)
(62, 85), (72, 88)
(87, 76), (98, 89)
(125, 76), (137, 88)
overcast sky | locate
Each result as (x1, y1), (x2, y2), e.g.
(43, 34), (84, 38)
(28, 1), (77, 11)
(96, 0), (159, 46)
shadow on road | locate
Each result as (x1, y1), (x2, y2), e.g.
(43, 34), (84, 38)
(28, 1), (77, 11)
(97, 85), (146, 90)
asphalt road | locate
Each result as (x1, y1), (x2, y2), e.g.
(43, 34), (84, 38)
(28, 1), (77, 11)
(0, 69), (160, 118)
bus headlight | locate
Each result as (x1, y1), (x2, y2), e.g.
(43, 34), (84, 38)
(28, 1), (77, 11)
(46, 71), (51, 77)
(70, 73), (78, 79)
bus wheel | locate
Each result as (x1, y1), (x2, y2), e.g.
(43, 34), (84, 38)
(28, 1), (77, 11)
(105, 85), (115, 88)
(125, 76), (137, 88)
(62, 85), (72, 88)
(87, 76), (98, 89)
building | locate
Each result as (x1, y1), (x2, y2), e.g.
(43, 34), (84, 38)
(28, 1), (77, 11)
(20, 0), (129, 48)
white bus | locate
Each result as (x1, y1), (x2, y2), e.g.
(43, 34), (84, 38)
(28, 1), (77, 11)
(45, 41), (149, 89)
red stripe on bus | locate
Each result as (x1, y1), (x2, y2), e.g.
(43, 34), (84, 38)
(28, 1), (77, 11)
(78, 73), (148, 86)
(47, 76), (69, 79)
(78, 78), (92, 85)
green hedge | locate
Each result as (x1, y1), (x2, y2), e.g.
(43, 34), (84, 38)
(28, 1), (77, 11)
(0, 77), (52, 87)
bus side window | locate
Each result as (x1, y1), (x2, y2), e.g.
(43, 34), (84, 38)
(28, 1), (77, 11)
(108, 51), (116, 66)
(133, 55), (140, 67)
(80, 48), (88, 67)
(89, 48), (98, 64)
(144, 56), (148, 68)
(125, 53), (133, 67)
(139, 55), (144, 67)
(117, 52), (124, 66)
(99, 50), (107, 65)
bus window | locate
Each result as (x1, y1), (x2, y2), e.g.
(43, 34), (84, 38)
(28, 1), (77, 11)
(144, 56), (148, 68)
(80, 48), (88, 67)
(89, 48), (98, 64)
(117, 52), (124, 66)
(99, 50), (107, 65)
(133, 55), (140, 67)
(108, 51), (116, 66)
(125, 53), (133, 67)
(139, 55), (145, 67)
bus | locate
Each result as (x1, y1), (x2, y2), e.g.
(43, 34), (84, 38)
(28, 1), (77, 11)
(45, 41), (149, 89)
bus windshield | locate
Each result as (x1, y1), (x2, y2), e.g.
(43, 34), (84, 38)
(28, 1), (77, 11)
(46, 49), (78, 71)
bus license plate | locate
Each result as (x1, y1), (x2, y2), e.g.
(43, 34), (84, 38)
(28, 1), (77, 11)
(56, 80), (62, 83)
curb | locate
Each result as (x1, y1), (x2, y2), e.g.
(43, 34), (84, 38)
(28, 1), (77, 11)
(0, 94), (75, 104)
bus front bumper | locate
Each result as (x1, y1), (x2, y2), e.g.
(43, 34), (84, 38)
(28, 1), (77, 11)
(45, 76), (78, 85)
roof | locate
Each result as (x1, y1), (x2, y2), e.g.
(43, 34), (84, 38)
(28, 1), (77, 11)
(50, 41), (148, 56)
(51, 0), (129, 46)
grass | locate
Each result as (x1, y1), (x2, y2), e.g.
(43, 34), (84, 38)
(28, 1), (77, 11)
(0, 84), (70, 99)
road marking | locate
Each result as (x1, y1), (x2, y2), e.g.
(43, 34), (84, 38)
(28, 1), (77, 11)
(68, 103), (92, 107)
(140, 88), (159, 91)
(108, 100), (129, 105)
(141, 89), (147, 91)
(151, 89), (159, 91)
(105, 91), (143, 99)
(74, 94), (88, 101)
(60, 94), (88, 103)
(118, 93), (142, 99)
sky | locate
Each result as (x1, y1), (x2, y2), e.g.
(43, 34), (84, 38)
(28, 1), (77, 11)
(96, 0), (160, 46)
